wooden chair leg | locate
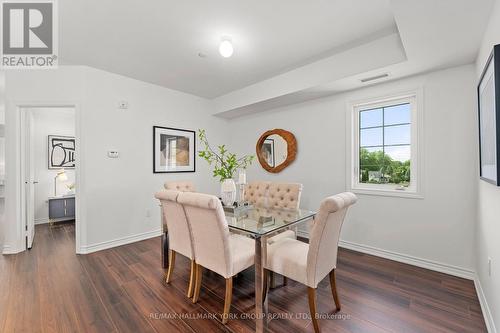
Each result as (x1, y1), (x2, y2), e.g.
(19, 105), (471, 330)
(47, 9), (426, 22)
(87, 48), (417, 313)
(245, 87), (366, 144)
(165, 250), (176, 284)
(329, 269), (341, 312)
(262, 269), (269, 302)
(222, 277), (233, 324)
(187, 259), (195, 298)
(283, 276), (288, 286)
(192, 264), (203, 304)
(308, 287), (320, 333)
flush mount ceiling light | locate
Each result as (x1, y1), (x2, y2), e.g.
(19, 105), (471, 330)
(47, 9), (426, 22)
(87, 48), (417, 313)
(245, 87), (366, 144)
(219, 37), (233, 58)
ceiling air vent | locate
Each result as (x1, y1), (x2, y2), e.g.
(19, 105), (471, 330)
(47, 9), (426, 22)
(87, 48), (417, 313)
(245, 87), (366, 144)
(360, 73), (389, 83)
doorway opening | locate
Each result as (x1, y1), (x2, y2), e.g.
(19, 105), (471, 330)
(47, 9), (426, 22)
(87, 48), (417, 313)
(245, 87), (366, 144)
(20, 107), (77, 249)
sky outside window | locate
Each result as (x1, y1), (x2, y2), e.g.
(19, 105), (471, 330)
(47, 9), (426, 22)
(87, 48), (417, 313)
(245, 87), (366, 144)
(359, 103), (411, 162)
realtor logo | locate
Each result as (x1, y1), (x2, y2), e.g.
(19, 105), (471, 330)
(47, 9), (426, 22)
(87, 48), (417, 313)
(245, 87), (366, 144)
(1, 0), (58, 68)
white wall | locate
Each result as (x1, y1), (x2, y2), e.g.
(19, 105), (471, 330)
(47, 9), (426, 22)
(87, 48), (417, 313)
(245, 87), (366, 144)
(32, 108), (76, 223)
(228, 64), (478, 274)
(3, 66), (226, 253)
(476, 0), (500, 330)
(81, 67), (225, 250)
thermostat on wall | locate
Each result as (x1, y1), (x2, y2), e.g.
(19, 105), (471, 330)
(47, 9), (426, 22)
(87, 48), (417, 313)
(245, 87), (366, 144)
(118, 101), (129, 109)
(107, 151), (119, 158)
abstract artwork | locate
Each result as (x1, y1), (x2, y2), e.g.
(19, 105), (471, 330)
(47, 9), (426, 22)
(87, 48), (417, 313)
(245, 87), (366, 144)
(478, 44), (500, 186)
(48, 135), (76, 169)
(153, 126), (195, 173)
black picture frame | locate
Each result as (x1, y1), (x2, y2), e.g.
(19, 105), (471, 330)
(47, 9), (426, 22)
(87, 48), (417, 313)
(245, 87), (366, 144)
(48, 135), (76, 170)
(153, 126), (196, 173)
(478, 44), (500, 186)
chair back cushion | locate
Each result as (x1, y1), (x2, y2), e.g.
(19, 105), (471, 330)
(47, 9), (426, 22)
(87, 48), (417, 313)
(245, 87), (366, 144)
(245, 181), (302, 210)
(267, 182), (302, 210)
(155, 190), (193, 259)
(165, 180), (196, 192)
(245, 181), (270, 207)
(178, 192), (232, 278)
(307, 192), (357, 287)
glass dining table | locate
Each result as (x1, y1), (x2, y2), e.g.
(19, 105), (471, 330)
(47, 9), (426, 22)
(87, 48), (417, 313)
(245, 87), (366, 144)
(225, 206), (316, 332)
(161, 205), (316, 333)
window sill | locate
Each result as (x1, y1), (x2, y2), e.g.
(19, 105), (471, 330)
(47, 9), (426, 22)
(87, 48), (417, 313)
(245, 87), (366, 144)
(350, 187), (423, 199)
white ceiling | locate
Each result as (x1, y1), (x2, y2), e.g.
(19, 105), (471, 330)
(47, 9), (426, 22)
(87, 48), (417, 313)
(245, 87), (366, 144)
(213, 0), (495, 117)
(59, 0), (495, 116)
(59, 0), (396, 98)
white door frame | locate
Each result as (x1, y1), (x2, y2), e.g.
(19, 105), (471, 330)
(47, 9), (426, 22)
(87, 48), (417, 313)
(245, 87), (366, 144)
(20, 109), (35, 248)
(16, 102), (83, 253)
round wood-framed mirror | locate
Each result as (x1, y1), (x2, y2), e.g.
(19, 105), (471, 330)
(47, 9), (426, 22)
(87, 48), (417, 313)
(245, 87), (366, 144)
(256, 129), (297, 173)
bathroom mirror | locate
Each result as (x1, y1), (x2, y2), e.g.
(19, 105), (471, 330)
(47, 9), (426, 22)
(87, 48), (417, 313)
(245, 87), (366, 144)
(256, 129), (297, 173)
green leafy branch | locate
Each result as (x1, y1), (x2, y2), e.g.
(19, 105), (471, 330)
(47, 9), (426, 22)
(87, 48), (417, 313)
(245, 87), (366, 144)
(198, 129), (254, 182)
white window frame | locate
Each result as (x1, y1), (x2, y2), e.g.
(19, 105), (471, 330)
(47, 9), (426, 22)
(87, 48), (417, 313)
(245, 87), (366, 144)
(348, 90), (424, 199)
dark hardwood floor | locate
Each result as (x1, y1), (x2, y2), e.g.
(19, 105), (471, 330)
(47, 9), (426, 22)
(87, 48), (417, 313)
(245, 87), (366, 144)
(0, 223), (487, 333)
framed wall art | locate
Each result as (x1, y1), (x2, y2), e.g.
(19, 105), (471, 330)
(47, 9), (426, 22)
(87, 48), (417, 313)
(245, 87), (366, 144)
(478, 44), (500, 186)
(48, 135), (76, 169)
(153, 126), (196, 173)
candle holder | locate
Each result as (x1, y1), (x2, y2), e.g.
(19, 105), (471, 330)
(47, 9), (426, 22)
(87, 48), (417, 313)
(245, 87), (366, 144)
(238, 184), (246, 206)
(237, 169), (247, 205)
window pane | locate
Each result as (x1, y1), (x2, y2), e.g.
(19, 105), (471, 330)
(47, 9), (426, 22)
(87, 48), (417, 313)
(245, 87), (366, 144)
(360, 108), (382, 128)
(384, 103), (411, 125)
(360, 127), (383, 147)
(359, 147), (385, 184)
(384, 145), (411, 185)
(356, 99), (414, 189)
(384, 124), (410, 145)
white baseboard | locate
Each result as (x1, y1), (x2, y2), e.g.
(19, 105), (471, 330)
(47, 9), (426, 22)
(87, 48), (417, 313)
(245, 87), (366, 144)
(338, 239), (475, 280)
(2, 244), (11, 254)
(79, 228), (162, 254)
(35, 218), (49, 225)
(297, 231), (474, 280)
(2, 244), (22, 254)
(474, 275), (497, 333)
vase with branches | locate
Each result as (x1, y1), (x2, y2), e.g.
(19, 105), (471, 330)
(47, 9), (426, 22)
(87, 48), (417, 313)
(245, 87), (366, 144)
(198, 129), (254, 205)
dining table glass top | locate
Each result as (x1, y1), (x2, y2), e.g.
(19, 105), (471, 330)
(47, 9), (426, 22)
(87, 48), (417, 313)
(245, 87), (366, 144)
(225, 206), (316, 237)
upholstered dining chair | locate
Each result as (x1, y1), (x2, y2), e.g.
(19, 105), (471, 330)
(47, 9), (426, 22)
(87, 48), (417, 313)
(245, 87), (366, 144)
(265, 192), (357, 333)
(265, 182), (303, 242)
(244, 181), (270, 207)
(165, 180), (196, 192)
(245, 181), (302, 209)
(154, 190), (196, 298)
(245, 181), (303, 286)
(244, 181), (302, 243)
(177, 192), (255, 324)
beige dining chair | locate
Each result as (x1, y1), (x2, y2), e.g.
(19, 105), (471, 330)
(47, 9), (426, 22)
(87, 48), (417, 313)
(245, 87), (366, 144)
(245, 181), (270, 207)
(165, 180), (196, 192)
(245, 181), (303, 286)
(245, 181), (302, 208)
(155, 190), (196, 298)
(244, 181), (302, 243)
(265, 192), (357, 333)
(177, 191), (255, 324)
